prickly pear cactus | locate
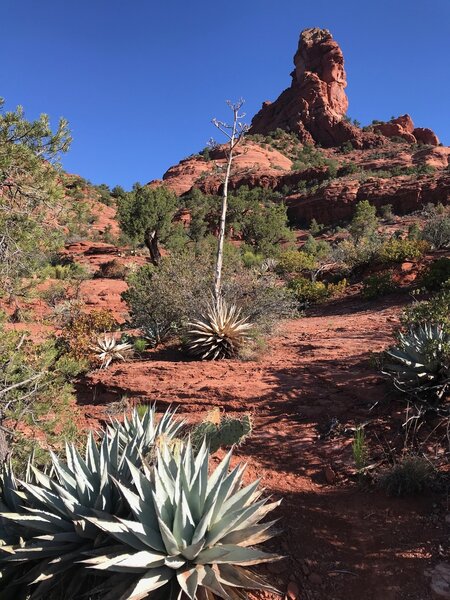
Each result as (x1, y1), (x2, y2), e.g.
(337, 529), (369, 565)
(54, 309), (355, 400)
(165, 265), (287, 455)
(191, 411), (252, 453)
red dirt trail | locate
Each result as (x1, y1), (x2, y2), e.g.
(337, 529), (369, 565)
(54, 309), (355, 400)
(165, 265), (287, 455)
(79, 296), (449, 600)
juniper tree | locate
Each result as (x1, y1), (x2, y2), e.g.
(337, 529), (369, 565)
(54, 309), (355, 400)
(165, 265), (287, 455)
(117, 183), (177, 265)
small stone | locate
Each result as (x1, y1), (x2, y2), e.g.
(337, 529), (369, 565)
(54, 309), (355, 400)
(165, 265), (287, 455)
(287, 581), (300, 599)
(324, 466), (336, 485)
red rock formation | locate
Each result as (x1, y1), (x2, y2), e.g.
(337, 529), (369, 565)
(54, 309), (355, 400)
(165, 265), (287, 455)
(249, 28), (358, 147)
(373, 115), (440, 146)
(413, 127), (440, 146)
(286, 172), (450, 225)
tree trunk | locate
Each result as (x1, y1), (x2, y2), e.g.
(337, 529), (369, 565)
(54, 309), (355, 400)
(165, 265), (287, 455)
(144, 229), (161, 266)
(214, 115), (238, 301)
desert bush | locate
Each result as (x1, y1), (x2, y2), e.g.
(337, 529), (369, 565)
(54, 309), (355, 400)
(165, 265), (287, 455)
(362, 272), (395, 299)
(378, 455), (434, 496)
(419, 257), (450, 291)
(124, 252), (296, 348)
(0, 324), (85, 471)
(408, 222), (422, 240)
(40, 261), (90, 281)
(402, 286), (450, 333)
(309, 218), (324, 235)
(379, 204), (394, 220)
(96, 258), (129, 279)
(332, 235), (382, 271)
(241, 250), (264, 268)
(39, 281), (68, 306)
(289, 277), (328, 304)
(421, 203), (450, 249)
(60, 308), (118, 360)
(132, 337), (148, 354)
(289, 276), (346, 306)
(277, 249), (317, 275)
(123, 254), (211, 346)
(377, 238), (428, 264)
(0, 408), (280, 599)
(349, 200), (379, 243)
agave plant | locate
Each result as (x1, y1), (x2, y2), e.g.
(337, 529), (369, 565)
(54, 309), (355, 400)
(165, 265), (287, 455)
(106, 405), (185, 456)
(382, 323), (450, 401)
(186, 297), (252, 360)
(142, 320), (175, 348)
(91, 333), (133, 368)
(83, 439), (282, 599)
(0, 407), (184, 598)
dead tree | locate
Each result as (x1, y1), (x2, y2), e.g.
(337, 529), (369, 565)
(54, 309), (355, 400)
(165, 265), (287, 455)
(211, 99), (248, 301)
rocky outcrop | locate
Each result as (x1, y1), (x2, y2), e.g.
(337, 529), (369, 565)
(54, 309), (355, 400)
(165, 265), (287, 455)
(149, 141), (292, 196)
(249, 28), (359, 147)
(413, 127), (440, 146)
(249, 28), (441, 150)
(373, 115), (440, 146)
(286, 172), (450, 225)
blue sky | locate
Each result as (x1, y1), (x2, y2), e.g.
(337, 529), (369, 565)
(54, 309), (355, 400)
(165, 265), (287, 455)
(1, 0), (449, 189)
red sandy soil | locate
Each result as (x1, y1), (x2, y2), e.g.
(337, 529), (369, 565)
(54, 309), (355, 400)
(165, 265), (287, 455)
(78, 295), (449, 600)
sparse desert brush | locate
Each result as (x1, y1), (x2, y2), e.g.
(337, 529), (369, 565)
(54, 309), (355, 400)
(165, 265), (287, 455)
(377, 238), (428, 264)
(96, 258), (129, 279)
(402, 285), (450, 333)
(60, 308), (118, 360)
(378, 455), (434, 496)
(362, 271), (395, 299)
(419, 257), (450, 291)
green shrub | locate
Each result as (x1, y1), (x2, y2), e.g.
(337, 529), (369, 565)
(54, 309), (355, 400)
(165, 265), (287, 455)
(333, 236), (381, 271)
(277, 250), (316, 275)
(349, 200), (379, 242)
(241, 250), (264, 269)
(408, 222), (422, 240)
(402, 286), (450, 333)
(377, 238), (428, 263)
(309, 218), (324, 236)
(132, 337), (148, 354)
(362, 272), (395, 299)
(419, 257), (450, 291)
(379, 204), (394, 220)
(378, 456), (434, 496)
(422, 204), (450, 249)
(289, 277), (328, 304)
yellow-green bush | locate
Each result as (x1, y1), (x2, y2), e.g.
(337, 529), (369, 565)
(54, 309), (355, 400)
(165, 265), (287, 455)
(277, 250), (316, 275)
(60, 309), (118, 360)
(377, 238), (428, 263)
